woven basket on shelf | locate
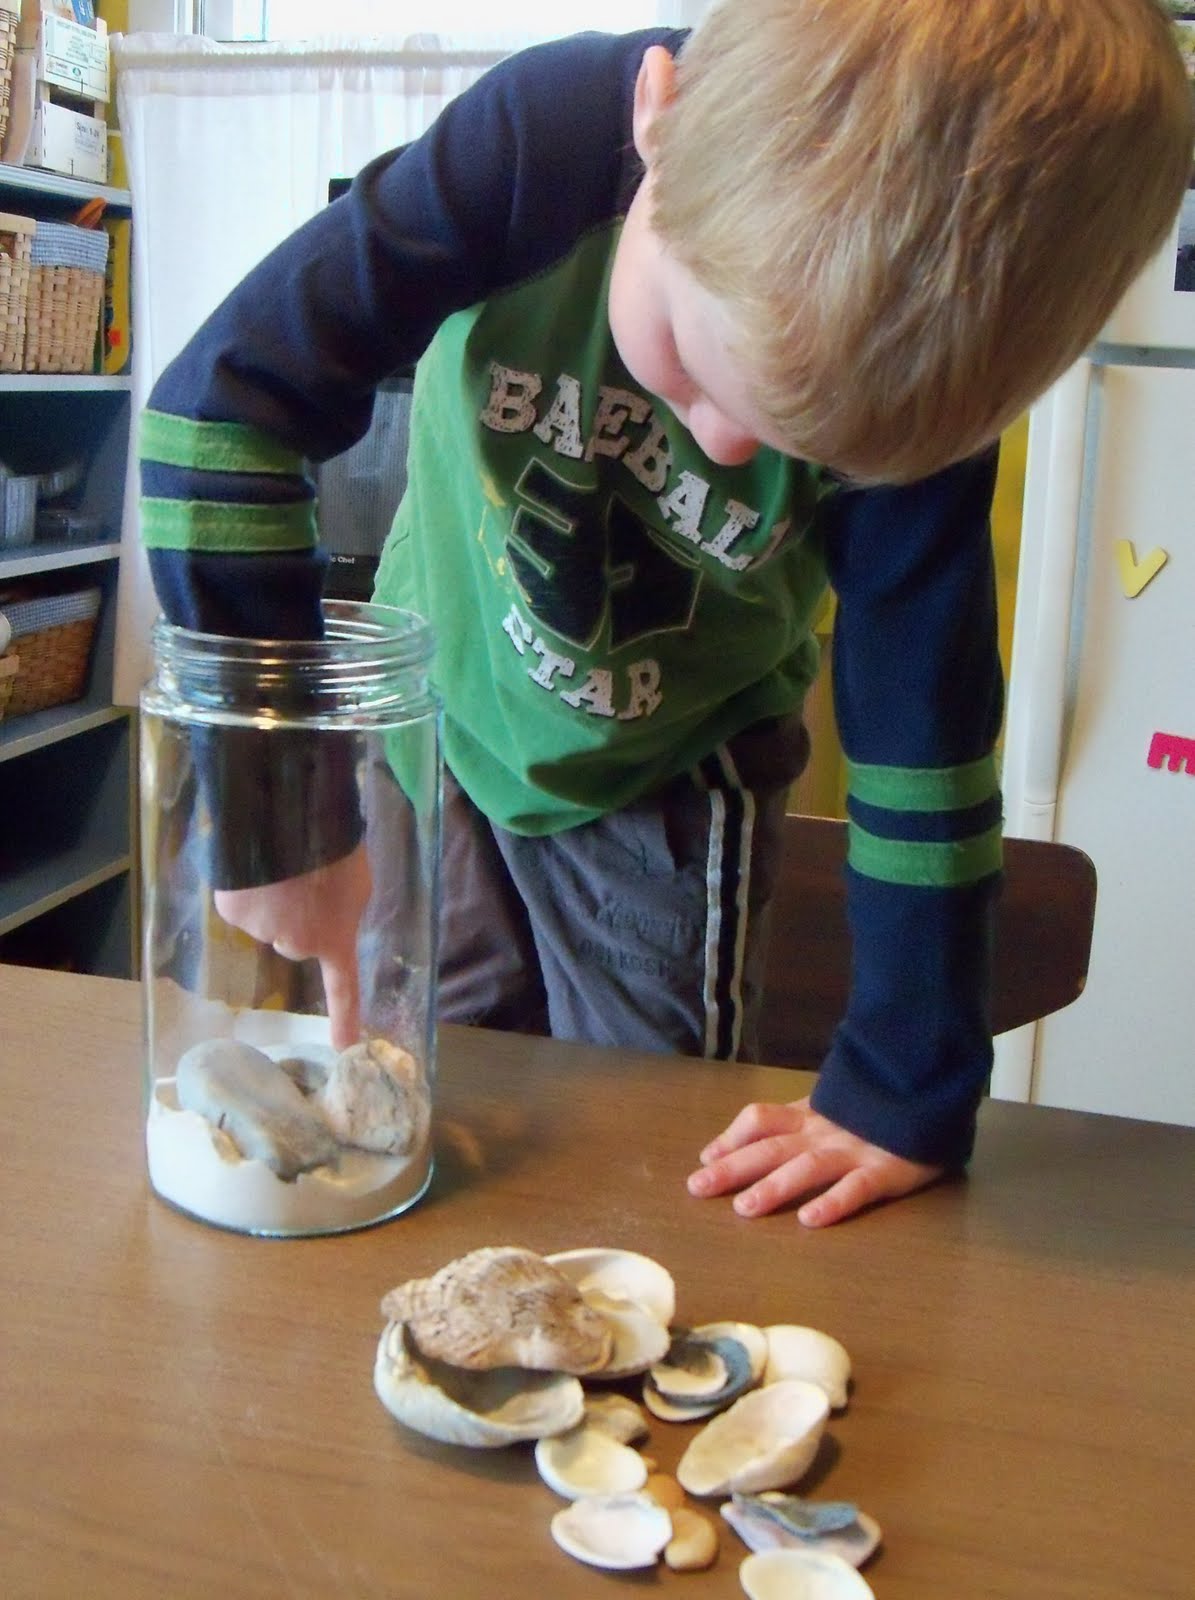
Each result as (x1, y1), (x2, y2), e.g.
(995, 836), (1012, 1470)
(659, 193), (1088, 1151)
(0, 587), (101, 718)
(0, 649), (18, 721)
(0, 2), (17, 155)
(0, 209), (34, 373)
(24, 222), (109, 375)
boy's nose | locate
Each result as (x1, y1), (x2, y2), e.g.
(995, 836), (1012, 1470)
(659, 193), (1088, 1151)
(686, 399), (761, 467)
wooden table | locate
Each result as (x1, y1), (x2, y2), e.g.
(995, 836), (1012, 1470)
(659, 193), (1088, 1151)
(1, 964), (1191, 1600)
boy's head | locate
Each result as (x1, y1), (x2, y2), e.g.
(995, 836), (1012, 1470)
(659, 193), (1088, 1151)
(626, 0), (1193, 485)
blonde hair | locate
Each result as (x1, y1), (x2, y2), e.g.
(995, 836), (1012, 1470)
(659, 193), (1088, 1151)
(649, 0), (1194, 484)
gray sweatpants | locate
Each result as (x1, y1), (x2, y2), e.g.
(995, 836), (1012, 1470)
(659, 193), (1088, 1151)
(438, 715), (809, 1062)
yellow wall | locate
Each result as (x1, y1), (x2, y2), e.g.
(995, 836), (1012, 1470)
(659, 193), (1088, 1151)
(790, 414), (1029, 818)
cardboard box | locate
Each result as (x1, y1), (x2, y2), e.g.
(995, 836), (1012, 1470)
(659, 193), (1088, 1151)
(37, 12), (109, 103)
(26, 90), (107, 181)
(19, 5), (109, 104)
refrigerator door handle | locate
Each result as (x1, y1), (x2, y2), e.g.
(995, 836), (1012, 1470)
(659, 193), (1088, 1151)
(1020, 357), (1092, 834)
(992, 358), (1092, 1103)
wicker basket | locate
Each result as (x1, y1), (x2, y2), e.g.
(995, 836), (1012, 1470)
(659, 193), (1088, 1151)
(0, 586), (101, 717)
(0, 2), (17, 155)
(0, 209), (34, 373)
(24, 221), (109, 374)
(0, 649), (18, 721)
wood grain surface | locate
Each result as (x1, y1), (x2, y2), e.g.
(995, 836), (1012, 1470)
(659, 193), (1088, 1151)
(0, 963), (1190, 1600)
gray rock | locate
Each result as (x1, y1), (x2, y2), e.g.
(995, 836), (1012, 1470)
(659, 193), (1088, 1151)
(275, 1053), (331, 1097)
(176, 1038), (340, 1179)
(317, 1038), (423, 1156)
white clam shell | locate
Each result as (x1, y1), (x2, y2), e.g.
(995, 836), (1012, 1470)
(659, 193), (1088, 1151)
(373, 1321), (583, 1448)
(677, 1380), (830, 1498)
(645, 1381), (721, 1422)
(740, 1548), (876, 1599)
(535, 1422), (649, 1500)
(722, 1501), (882, 1569)
(763, 1326), (852, 1409)
(585, 1288), (673, 1378)
(582, 1392), (651, 1445)
(546, 1247), (676, 1325)
(551, 1491), (672, 1570)
(644, 1320), (767, 1420)
(700, 1321), (770, 1380)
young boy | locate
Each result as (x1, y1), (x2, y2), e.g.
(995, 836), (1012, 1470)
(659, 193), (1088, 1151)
(139, 1), (1194, 1227)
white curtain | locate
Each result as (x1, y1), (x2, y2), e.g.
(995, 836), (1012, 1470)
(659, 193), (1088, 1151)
(111, 10), (710, 701)
(113, 33), (514, 701)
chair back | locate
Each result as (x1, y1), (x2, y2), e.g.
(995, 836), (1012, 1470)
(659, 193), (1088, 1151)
(757, 814), (1097, 1068)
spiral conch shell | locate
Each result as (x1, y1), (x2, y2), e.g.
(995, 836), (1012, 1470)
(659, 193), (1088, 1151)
(379, 1246), (613, 1374)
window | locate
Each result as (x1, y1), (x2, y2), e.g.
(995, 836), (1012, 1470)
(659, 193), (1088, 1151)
(204, 1), (687, 43)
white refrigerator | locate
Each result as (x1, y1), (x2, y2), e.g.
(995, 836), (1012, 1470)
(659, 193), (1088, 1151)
(994, 189), (1195, 1126)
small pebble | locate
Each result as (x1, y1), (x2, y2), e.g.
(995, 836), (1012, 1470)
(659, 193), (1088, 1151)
(665, 1507), (719, 1571)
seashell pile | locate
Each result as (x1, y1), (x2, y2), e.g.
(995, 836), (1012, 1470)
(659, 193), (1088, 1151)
(373, 1245), (881, 1594)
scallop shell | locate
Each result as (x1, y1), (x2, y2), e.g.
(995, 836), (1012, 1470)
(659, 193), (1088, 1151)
(740, 1548), (876, 1599)
(373, 1321), (584, 1448)
(546, 1247), (676, 1325)
(551, 1491), (673, 1570)
(534, 1422), (649, 1500)
(676, 1379), (830, 1498)
(762, 1326), (852, 1410)
(379, 1247), (612, 1374)
(722, 1498), (882, 1569)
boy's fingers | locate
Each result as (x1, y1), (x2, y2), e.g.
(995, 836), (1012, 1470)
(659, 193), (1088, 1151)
(320, 952), (361, 1051)
(688, 1132), (811, 1199)
(699, 1100), (807, 1162)
(796, 1167), (882, 1228)
(730, 1145), (848, 1218)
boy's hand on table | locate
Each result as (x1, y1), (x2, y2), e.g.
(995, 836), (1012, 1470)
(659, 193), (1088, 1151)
(212, 842), (372, 1051)
(687, 1096), (942, 1227)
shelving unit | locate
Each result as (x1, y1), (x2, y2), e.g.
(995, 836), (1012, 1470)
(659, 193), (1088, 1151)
(0, 163), (136, 979)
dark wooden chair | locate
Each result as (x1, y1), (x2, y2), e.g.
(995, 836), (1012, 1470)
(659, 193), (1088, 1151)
(757, 813), (1097, 1068)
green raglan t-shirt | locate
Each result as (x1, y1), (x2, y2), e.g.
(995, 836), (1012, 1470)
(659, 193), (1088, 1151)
(377, 223), (826, 833)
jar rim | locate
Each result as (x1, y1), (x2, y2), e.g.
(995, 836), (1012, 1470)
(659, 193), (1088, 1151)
(150, 599), (434, 671)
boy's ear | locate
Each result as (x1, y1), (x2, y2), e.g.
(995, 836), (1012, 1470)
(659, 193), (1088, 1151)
(632, 46), (677, 166)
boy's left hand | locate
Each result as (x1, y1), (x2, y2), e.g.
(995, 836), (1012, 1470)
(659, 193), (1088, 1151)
(687, 1096), (942, 1227)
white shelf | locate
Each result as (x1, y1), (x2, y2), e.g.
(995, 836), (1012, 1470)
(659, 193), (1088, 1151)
(0, 162), (131, 210)
(0, 702), (127, 764)
(0, 539), (121, 578)
(0, 375), (133, 392)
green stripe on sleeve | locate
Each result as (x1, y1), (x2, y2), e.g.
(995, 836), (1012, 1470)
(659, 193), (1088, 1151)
(140, 410), (305, 477)
(847, 754), (998, 813)
(847, 819), (1003, 887)
(142, 497), (317, 553)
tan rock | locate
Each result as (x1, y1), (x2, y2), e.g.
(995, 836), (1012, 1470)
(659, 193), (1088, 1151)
(664, 1507), (719, 1571)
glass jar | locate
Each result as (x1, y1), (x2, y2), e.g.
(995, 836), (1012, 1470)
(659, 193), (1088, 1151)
(140, 601), (441, 1237)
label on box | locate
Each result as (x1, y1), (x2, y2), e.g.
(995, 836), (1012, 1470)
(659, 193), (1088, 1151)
(40, 12), (109, 103)
(27, 96), (108, 183)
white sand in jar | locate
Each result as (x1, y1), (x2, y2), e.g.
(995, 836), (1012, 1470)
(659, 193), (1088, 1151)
(146, 1081), (433, 1235)
(144, 1010), (432, 1235)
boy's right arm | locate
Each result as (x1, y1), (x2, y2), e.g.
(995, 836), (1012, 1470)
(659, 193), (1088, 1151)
(138, 30), (671, 1038)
